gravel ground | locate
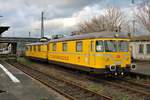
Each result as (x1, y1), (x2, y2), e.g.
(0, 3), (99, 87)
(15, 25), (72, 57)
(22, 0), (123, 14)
(16, 57), (146, 100)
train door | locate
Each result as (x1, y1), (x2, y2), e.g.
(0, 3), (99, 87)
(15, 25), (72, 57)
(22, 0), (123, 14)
(89, 41), (95, 67)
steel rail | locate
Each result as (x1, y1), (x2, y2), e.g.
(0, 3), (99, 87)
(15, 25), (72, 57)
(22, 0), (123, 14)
(5, 61), (112, 100)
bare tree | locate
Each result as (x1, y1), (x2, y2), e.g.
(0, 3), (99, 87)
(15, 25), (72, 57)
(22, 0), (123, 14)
(78, 7), (127, 33)
(136, 4), (150, 32)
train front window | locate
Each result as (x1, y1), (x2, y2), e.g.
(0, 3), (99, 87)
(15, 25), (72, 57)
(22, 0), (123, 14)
(118, 41), (129, 52)
(104, 40), (117, 52)
(96, 41), (104, 52)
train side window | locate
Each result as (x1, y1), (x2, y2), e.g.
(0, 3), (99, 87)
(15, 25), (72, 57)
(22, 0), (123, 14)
(26, 46), (29, 51)
(27, 46), (29, 51)
(76, 41), (82, 52)
(38, 45), (41, 52)
(146, 44), (150, 54)
(49, 44), (51, 51)
(139, 44), (144, 54)
(30, 46), (32, 51)
(90, 41), (94, 52)
(47, 44), (49, 51)
(62, 43), (67, 52)
(34, 45), (36, 51)
(29, 46), (32, 51)
(52, 43), (56, 51)
(96, 41), (104, 52)
(31, 46), (33, 51)
(27, 46), (28, 51)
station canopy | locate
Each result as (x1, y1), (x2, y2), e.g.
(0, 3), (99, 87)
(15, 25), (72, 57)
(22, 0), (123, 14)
(0, 26), (10, 36)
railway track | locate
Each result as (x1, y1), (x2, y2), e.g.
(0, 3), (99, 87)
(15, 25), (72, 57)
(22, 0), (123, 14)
(6, 60), (150, 99)
(97, 78), (150, 97)
(4, 61), (112, 100)
(129, 72), (150, 80)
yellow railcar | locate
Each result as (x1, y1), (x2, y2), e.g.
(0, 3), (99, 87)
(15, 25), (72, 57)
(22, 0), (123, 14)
(25, 32), (136, 75)
(25, 42), (48, 60)
(47, 32), (136, 75)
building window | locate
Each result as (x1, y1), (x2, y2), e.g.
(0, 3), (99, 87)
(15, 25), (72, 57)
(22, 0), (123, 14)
(76, 41), (82, 52)
(146, 44), (150, 54)
(90, 41), (94, 52)
(96, 41), (104, 52)
(139, 44), (144, 54)
(52, 43), (56, 51)
(62, 43), (67, 51)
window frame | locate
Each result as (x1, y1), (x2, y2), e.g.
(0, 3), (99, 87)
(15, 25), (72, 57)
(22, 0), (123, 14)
(26, 46), (29, 51)
(38, 45), (41, 52)
(118, 41), (129, 52)
(96, 40), (104, 52)
(76, 41), (82, 52)
(62, 42), (67, 52)
(146, 44), (150, 54)
(104, 40), (117, 52)
(30, 46), (32, 52)
(90, 41), (94, 52)
(139, 44), (144, 54)
(33, 45), (36, 51)
(52, 42), (56, 51)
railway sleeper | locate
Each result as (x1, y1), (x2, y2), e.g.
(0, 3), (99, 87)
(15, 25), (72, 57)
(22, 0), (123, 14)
(74, 92), (94, 98)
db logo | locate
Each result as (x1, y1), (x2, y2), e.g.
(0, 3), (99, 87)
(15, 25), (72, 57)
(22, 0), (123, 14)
(116, 55), (120, 58)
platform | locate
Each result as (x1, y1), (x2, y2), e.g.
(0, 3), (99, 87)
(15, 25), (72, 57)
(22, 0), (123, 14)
(132, 62), (150, 76)
(0, 61), (67, 100)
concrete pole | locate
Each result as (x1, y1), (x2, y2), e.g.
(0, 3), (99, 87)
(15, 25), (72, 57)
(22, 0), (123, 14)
(41, 11), (44, 38)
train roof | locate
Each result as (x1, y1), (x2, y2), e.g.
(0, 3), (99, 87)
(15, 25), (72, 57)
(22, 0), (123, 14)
(26, 42), (48, 46)
(50, 31), (130, 42)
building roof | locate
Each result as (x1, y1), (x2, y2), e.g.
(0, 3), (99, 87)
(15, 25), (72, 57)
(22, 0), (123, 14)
(50, 31), (129, 42)
(0, 26), (10, 36)
(132, 35), (150, 41)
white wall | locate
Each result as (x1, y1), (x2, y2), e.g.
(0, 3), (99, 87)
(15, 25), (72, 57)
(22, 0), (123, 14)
(131, 41), (150, 60)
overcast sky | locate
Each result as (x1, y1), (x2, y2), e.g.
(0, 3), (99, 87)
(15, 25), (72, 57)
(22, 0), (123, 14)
(0, 0), (148, 38)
